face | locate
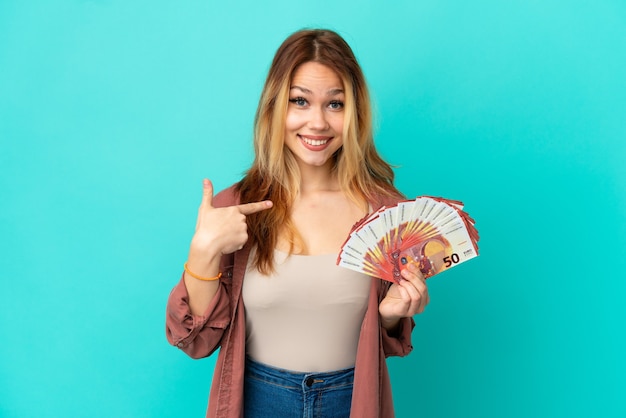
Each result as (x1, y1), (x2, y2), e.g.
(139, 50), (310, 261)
(284, 61), (345, 171)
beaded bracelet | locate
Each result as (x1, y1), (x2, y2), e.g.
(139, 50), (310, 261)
(184, 262), (222, 281)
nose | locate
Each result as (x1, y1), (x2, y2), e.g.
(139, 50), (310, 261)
(308, 107), (329, 131)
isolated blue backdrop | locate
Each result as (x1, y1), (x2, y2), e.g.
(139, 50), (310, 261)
(1, 1), (625, 417)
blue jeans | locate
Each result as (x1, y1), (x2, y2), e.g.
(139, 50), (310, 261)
(244, 357), (354, 418)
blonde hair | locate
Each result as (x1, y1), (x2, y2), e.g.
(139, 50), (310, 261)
(237, 29), (402, 274)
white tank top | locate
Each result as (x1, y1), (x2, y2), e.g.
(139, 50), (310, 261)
(242, 248), (371, 372)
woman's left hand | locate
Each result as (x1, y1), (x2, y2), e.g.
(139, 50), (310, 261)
(379, 262), (429, 329)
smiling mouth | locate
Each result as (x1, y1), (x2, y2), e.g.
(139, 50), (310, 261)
(299, 135), (331, 146)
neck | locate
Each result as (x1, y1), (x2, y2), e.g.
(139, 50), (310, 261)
(297, 161), (340, 193)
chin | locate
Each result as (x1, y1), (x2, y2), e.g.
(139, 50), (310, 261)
(296, 155), (334, 169)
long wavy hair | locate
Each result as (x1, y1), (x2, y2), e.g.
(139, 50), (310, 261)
(237, 28), (402, 274)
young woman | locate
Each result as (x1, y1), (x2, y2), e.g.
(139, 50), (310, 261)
(166, 29), (429, 418)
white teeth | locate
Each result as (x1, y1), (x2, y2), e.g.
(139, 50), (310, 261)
(301, 137), (329, 146)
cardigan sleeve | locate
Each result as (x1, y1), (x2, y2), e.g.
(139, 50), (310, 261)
(165, 274), (232, 359)
(381, 315), (415, 357)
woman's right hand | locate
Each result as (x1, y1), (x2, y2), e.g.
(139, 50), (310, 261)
(183, 179), (272, 315)
(187, 179), (273, 272)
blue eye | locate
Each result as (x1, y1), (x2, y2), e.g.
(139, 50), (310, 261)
(329, 100), (344, 110)
(400, 257), (407, 265)
(289, 97), (307, 106)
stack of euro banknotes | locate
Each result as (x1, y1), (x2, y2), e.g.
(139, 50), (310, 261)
(337, 196), (479, 283)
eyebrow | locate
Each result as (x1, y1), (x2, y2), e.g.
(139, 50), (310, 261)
(290, 85), (344, 96)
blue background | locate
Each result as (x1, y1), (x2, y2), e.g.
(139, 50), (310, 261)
(1, 1), (625, 417)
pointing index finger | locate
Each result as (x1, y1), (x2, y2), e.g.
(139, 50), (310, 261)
(237, 200), (273, 215)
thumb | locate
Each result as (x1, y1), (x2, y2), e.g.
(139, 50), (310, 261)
(201, 178), (214, 208)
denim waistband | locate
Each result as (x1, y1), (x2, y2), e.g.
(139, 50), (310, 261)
(245, 357), (355, 392)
